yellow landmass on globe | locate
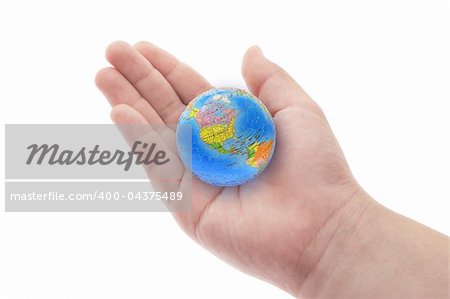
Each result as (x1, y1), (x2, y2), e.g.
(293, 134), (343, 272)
(200, 118), (235, 153)
(247, 139), (274, 168)
(189, 108), (199, 118)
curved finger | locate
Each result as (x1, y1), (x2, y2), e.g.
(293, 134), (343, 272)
(111, 105), (223, 237)
(134, 41), (213, 104)
(110, 103), (149, 125)
(95, 67), (163, 126)
(241, 46), (321, 116)
(111, 104), (185, 200)
(106, 41), (185, 124)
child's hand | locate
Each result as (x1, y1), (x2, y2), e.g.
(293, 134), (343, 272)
(96, 41), (448, 298)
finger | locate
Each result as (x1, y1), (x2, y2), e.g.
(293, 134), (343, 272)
(111, 104), (185, 207)
(110, 104), (180, 171)
(106, 41), (185, 124)
(134, 41), (213, 104)
(95, 67), (164, 126)
(111, 104), (223, 238)
(110, 103), (148, 125)
(241, 46), (321, 116)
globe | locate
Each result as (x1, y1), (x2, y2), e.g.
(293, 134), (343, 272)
(176, 88), (276, 187)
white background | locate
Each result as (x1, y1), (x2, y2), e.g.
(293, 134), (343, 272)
(1, 1), (449, 298)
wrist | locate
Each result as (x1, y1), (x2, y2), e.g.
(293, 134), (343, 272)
(296, 187), (377, 298)
(274, 183), (375, 297)
(297, 189), (449, 299)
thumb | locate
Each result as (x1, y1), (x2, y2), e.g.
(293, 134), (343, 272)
(241, 46), (320, 116)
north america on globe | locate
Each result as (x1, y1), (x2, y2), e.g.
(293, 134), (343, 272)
(176, 88), (276, 186)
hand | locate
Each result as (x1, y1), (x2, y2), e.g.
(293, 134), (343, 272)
(96, 41), (449, 298)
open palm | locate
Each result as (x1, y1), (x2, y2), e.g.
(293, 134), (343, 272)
(96, 41), (363, 296)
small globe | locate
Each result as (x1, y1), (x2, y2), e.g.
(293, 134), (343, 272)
(176, 88), (276, 186)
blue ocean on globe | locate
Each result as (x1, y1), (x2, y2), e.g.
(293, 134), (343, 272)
(176, 88), (276, 186)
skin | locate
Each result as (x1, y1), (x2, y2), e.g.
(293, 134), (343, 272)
(96, 41), (449, 298)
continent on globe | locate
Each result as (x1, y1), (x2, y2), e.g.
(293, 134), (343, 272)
(176, 88), (276, 186)
(246, 139), (274, 169)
